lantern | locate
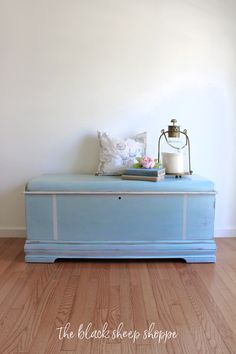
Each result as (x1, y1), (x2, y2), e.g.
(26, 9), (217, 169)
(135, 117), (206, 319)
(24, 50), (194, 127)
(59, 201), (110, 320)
(157, 119), (193, 177)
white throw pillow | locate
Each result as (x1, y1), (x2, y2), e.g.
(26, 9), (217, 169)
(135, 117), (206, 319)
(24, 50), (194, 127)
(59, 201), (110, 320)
(96, 131), (147, 175)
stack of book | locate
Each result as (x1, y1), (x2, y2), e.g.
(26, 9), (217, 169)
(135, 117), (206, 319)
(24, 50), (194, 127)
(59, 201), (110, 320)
(122, 167), (165, 182)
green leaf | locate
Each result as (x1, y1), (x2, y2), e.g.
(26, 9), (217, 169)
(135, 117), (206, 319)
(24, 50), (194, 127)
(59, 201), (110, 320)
(154, 162), (162, 168)
(132, 163), (141, 168)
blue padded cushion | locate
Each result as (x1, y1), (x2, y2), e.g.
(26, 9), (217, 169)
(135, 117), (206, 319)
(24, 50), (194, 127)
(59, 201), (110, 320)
(26, 174), (215, 192)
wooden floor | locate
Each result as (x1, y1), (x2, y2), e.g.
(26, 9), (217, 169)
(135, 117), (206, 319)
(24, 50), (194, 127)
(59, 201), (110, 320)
(0, 238), (236, 354)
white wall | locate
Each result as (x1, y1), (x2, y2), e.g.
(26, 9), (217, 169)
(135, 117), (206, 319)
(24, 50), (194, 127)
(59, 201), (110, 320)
(0, 0), (236, 236)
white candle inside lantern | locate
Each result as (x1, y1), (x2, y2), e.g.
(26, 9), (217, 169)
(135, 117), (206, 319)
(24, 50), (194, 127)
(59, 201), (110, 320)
(162, 152), (184, 174)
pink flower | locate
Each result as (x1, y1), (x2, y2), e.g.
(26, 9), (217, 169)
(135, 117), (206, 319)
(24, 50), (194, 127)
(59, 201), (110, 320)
(140, 156), (155, 169)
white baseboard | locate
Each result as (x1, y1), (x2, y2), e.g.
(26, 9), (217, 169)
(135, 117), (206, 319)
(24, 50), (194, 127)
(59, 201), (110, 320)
(214, 229), (236, 238)
(0, 228), (26, 238)
(0, 228), (235, 238)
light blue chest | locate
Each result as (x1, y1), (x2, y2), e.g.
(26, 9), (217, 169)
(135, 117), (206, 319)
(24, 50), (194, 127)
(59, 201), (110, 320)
(24, 174), (216, 263)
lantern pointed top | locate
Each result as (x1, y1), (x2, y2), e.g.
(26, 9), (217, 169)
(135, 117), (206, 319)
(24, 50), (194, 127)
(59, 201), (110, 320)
(171, 118), (177, 125)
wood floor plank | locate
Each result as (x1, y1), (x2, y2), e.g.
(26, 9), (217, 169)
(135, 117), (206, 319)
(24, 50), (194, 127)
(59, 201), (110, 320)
(188, 263), (236, 353)
(90, 263), (120, 351)
(193, 262), (236, 331)
(0, 269), (37, 336)
(107, 263), (122, 344)
(94, 262), (110, 310)
(105, 342), (122, 354)
(128, 263), (149, 344)
(220, 263), (236, 286)
(214, 264), (236, 310)
(120, 264), (135, 354)
(44, 273), (79, 353)
(136, 343), (157, 354)
(221, 238), (236, 251)
(74, 275), (98, 354)
(165, 263), (217, 354)
(26, 264), (72, 354)
(106, 285), (120, 343)
(176, 263), (231, 353)
(0, 239), (14, 255)
(60, 262), (93, 352)
(216, 239), (236, 266)
(138, 263), (158, 322)
(0, 238), (24, 277)
(148, 263), (185, 354)
(0, 263), (65, 352)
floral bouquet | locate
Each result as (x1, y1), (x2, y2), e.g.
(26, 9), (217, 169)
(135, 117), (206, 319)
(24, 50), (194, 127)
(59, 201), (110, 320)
(132, 156), (162, 169)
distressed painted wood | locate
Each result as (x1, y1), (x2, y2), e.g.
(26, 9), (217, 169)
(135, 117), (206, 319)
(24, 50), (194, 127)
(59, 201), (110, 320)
(24, 174), (217, 263)
(24, 240), (216, 263)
